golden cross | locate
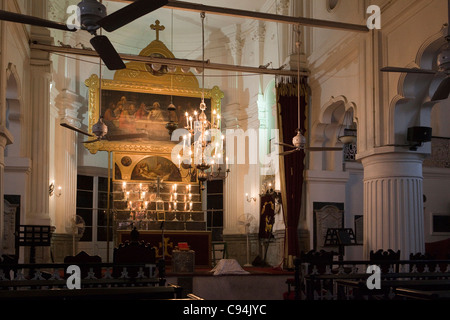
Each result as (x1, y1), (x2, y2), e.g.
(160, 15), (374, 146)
(150, 20), (165, 41)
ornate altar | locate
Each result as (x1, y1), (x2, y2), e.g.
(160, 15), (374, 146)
(83, 21), (223, 262)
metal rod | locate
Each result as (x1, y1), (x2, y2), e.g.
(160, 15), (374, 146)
(111, 0), (369, 32)
(106, 150), (111, 263)
(30, 42), (307, 76)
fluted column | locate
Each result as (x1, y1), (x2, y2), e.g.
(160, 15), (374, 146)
(0, 128), (13, 253)
(27, 25), (53, 226)
(222, 104), (245, 235)
(54, 90), (82, 233)
(362, 152), (425, 259)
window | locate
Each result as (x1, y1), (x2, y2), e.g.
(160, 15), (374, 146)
(206, 180), (224, 241)
(76, 175), (112, 242)
(431, 213), (450, 235)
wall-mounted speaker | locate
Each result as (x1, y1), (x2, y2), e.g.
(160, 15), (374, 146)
(407, 127), (432, 143)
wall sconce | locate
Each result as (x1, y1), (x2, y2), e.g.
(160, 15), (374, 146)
(56, 186), (62, 197)
(246, 193), (256, 203)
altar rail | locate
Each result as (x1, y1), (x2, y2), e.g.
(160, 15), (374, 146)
(293, 259), (450, 300)
(0, 261), (184, 299)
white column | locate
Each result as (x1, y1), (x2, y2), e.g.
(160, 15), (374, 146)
(222, 104), (245, 235)
(27, 25), (53, 226)
(362, 152), (425, 259)
(0, 128), (13, 253)
(53, 90), (82, 234)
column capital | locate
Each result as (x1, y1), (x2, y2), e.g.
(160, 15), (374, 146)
(54, 89), (84, 127)
(361, 152), (425, 180)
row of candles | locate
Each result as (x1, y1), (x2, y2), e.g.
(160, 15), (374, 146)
(184, 109), (221, 132)
(123, 183), (195, 212)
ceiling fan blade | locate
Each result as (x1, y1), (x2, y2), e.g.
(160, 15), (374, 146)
(0, 10), (76, 32)
(279, 150), (299, 156)
(90, 35), (126, 70)
(276, 142), (297, 149)
(97, 0), (168, 33)
(380, 66), (437, 75)
(431, 76), (450, 101)
(60, 122), (94, 137)
(305, 147), (343, 152)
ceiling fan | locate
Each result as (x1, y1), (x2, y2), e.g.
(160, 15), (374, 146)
(60, 117), (147, 144)
(380, 0), (450, 102)
(278, 37), (343, 157)
(0, 0), (168, 70)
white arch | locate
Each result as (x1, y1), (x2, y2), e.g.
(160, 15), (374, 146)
(390, 26), (450, 145)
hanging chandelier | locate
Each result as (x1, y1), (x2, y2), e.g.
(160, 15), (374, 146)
(177, 12), (229, 189)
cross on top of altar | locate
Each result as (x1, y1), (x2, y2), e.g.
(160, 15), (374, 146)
(151, 20), (165, 41)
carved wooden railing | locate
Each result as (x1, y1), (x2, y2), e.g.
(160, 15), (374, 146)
(294, 259), (450, 300)
(0, 261), (168, 290)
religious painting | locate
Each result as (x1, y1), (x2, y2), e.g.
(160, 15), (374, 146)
(130, 156), (182, 182)
(100, 89), (212, 142)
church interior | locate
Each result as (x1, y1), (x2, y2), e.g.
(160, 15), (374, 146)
(0, 0), (449, 302)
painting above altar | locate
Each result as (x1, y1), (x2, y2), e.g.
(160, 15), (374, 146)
(101, 89), (211, 142)
(83, 19), (224, 155)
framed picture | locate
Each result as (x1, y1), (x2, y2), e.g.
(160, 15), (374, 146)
(100, 89), (211, 142)
(84, 71), (223, 155)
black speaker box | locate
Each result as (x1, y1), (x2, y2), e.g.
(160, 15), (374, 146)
(407, 127), (432, 143)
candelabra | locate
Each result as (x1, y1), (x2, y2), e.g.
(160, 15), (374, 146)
(176, 12), (230, 189)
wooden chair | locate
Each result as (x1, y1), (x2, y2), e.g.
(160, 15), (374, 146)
(369, 249), (400, 273)
(300, 250), (335, 275)
(113, 240), (156, 278)
(64, 251), (102, 279)
(409, 252), (437, 273)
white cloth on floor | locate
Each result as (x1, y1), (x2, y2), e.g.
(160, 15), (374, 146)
(210, 259), (250, 276)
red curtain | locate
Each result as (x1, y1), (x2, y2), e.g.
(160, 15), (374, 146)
(276, 76), (308, 260)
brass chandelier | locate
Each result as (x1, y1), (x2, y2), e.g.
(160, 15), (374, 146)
(177, 12), (229, 189)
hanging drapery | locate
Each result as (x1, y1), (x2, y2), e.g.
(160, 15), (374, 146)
(276, 76), (309, 266)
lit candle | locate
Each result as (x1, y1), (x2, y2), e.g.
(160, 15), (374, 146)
(189, 116), (193, 130)
(185, 112), (189, 127)
(183, 135), (187, 149)
(174, 202), (177, 211)
(217, 114), (221, 128)
(128, 201), (132, 209)
(126, 191), (130, 200)
(174, 192), (178, 201)
(139, 183), (142, 191)
(188, 193), (192, 201)
(144, 201), (148, 208)
(194, 110), (198, 121)
(189, 202), (193, 211)
(226, 157), (229, 170)
(122, 181), (126, 190)
(174, 184), (177, 192)
(141, 191), (146, 200)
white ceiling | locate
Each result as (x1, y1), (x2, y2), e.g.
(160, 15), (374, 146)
(100, 0), (273, 58)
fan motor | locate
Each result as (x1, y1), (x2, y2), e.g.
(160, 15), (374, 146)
(78, 0), (107, 33)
